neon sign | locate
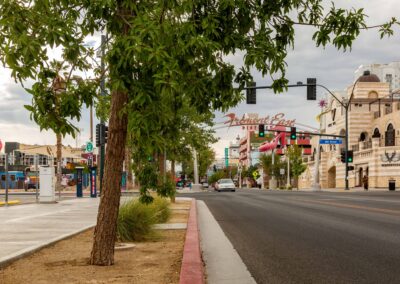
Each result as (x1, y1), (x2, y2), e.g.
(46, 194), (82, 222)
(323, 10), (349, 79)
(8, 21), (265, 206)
(224, 113), (296, 127)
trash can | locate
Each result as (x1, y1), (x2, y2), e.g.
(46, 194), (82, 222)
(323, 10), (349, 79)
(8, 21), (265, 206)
(389, 180), (396, 191)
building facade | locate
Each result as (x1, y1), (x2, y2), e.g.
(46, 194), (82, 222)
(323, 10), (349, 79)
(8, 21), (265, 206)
(355, 61), (400, 92)
(0, 142), (90, 169)
(299, 71), (400, 189)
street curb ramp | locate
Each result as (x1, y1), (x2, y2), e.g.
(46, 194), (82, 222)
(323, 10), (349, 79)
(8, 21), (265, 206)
(179, 199), (205, 284)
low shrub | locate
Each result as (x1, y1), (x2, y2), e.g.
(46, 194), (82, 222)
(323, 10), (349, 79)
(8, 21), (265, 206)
(117, 197), (171, 242)
(149, 197), (171, 224)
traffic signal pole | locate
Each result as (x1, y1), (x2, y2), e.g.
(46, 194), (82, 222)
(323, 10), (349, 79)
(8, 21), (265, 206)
(99, 34), (106, 197)
(244, 81), (351, 190)
(345, 104), (350, 190)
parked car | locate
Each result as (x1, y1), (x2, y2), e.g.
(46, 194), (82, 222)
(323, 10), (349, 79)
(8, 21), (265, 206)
(215, 179), (236, 192)
(202, 182), (209, 189)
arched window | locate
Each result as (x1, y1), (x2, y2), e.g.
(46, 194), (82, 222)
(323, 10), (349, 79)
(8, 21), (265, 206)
(372, 128), (381, 138)
(368, 91), (378, 99)
(385, 124), (395, 146)
(359, 132), (368, 142)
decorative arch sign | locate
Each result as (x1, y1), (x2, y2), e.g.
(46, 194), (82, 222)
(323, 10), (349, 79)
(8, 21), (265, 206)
(224, 112), (296, 128)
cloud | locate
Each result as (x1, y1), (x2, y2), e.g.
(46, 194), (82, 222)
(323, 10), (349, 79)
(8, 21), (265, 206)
(212, 0), (400, 157)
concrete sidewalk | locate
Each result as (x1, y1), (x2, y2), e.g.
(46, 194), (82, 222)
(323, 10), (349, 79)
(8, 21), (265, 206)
(0, 198), (100, 267)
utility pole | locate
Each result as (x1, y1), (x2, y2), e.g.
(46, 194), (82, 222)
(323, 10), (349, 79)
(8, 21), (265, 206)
(312, 103), (326, 191)
(35, 154), (39, 203)
(99, 34), (106, 196)
(5, 153), (9, 206)
(193, 148), (199, 185)
(269, 149), (277, 190)
(286, 154), (290, 188)
(90, 106), (93, 142)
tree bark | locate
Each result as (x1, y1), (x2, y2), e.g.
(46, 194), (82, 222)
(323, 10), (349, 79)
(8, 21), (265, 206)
(90, 90), (129, 265)
(158, 152), (165, 178)
(171, 159), (175, 178)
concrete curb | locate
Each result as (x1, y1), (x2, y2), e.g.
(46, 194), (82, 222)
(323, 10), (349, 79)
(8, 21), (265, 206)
(179, 199), (205, 284)
(0, 224), (95, 269)
(197, 200), (256, 284)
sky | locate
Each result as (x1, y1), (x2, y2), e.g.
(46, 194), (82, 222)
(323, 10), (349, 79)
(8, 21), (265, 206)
(0, 1), (400, 158)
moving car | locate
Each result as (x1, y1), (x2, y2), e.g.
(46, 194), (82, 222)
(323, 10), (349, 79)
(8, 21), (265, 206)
(215, 179), (236, 192)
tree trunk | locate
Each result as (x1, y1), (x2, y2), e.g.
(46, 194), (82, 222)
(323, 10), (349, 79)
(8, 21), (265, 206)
(90, 90), (129, 266)
(158, 152), (165, 178)
(171, 159), (175, 178)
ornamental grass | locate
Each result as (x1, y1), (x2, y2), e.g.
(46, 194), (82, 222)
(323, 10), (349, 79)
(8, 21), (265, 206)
(117, 197), (171, 242)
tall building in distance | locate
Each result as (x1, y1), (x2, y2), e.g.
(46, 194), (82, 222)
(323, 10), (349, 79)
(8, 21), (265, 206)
(228, 135), (241, 166)
(354, 61), (400, 92)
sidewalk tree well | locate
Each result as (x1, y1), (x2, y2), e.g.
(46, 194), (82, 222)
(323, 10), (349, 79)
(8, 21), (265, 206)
(1, 1), (398, 266)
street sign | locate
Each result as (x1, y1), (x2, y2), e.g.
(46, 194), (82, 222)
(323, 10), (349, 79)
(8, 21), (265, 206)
(280, 168), (285, 175)
(319, 139), (342, 145)
(224, 147), (229, 167)
(86, 141), (94, 153)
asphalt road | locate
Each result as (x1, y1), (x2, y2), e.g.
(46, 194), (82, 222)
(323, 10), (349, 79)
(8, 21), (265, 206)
(183, 189), (400, 284)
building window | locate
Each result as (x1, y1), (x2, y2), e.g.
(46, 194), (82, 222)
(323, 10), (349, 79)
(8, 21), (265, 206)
(385, 124), (395, 146)
(372, 128), (381, 138)
(359, 132), (368, 142)
(386, 74), (393, 84)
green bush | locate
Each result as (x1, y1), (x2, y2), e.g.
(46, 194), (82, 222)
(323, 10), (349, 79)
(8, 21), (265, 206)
(117, 197), (171, 242)
(148, 197), (171, 224)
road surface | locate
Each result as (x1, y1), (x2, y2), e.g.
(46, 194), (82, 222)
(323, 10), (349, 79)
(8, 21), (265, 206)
(184, 189), (400, 283)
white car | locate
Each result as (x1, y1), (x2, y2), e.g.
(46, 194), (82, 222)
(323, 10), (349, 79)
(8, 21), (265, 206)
(215, 179), (236, 192)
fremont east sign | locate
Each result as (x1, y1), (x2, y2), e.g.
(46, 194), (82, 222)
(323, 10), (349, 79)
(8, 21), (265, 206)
(224, 113), (296, 128)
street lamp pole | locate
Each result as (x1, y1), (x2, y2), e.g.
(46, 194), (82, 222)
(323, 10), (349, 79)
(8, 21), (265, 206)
(345, 105), (350, 190)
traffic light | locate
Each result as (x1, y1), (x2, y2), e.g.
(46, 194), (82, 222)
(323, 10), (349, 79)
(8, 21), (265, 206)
(258, 124), (265, 137)
(246, 82), (256, 104)
(347, 150), (353, 163)
(307, 78), (316, 100)
(96, 124), (102, 147)
(290, 127), (297, 140)
(99, 124), (108, 145)
(104, 125), (109, 144)
(340, 150), (345, 163)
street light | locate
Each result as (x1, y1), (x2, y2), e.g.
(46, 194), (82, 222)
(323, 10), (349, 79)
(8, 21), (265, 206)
(243, 79), (351, 190)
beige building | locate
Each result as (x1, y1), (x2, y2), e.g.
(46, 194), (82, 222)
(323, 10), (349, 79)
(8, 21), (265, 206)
(0, 142), (88, 168)
(299, 71), (400, 189)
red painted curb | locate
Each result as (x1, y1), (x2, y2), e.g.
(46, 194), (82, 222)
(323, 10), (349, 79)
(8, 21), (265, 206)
(179, 199), (205, 284)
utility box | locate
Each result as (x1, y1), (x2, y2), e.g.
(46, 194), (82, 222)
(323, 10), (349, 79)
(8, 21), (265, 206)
(39, 166), (56, 203)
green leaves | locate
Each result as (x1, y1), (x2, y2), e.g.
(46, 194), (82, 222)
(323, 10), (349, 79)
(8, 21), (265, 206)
(312, 6), (367, 51)
(379, 17), (399, 39)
